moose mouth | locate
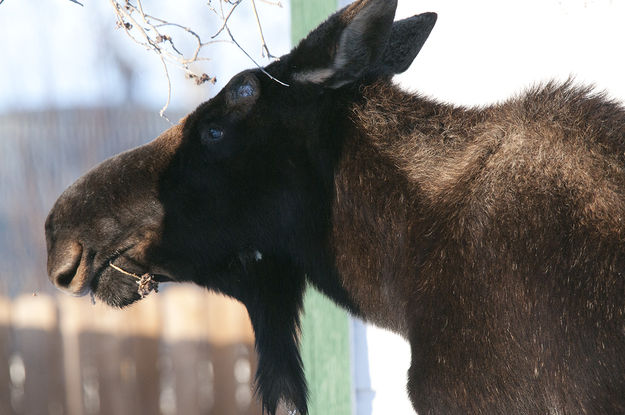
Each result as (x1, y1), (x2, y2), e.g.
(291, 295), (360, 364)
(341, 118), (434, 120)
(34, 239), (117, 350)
(91, 258), (173, 307)
(51, 243), (173, 308)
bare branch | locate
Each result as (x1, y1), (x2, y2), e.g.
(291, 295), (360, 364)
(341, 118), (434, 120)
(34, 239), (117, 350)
(108, 0), (223, 116)
(211, 0), (243, 39)
(157, 56), (173, 123)
(213, 0), (288, 86)
(251, 0), (274, 59)
(108, 0), (287, 118)
(225, 26), (289, 87)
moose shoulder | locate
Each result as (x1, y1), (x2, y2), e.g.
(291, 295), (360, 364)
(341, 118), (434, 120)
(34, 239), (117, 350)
(45, 0), (625, 413)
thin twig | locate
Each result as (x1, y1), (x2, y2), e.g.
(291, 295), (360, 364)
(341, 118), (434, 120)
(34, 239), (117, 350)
(216, 0), (288, 86)
(109, 262), (159, 298)
(158, 57), (174, 124)
(109, 262), (142, 279)
(211, 0), (243, 39)
(250, 0), (274, 58)
(226, 26), (289, 87)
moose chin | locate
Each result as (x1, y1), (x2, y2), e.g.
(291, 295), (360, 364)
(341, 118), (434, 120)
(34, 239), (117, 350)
(45, 0), (625, 413)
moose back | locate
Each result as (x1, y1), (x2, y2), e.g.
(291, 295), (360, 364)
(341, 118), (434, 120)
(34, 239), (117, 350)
(45, 0), (625, 413)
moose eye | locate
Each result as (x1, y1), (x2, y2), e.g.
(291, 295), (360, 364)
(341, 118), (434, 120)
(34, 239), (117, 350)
(201, 127), (224, 144)
(237, 83), (255, 98)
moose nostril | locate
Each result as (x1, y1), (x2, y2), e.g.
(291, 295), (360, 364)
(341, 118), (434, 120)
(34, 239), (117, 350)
(55, 260), (80, 288)
(49, 241), (83, 290)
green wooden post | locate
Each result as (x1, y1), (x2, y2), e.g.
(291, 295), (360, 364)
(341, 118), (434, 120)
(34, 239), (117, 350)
(291, 2), (353, 414)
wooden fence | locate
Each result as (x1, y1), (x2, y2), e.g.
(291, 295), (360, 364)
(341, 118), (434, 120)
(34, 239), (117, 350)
(0, 286), (262, 415)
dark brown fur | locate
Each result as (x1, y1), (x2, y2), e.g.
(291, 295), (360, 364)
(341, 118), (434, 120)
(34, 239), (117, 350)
(45, 1), (625, 413)
(335, 80), (625, 413)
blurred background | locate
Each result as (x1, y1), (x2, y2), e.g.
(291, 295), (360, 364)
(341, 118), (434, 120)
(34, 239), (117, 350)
(1, 0), (624, 414)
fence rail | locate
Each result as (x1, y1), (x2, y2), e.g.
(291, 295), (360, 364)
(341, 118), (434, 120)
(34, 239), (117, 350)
(0, 286), (262, 415)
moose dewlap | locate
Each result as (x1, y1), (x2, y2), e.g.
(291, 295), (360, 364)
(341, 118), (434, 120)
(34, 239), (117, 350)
(45, 0), (625, 413)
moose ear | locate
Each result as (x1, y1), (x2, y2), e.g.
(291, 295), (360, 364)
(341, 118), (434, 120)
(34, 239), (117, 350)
(377, 12), (437, 76)
(292, 0), (398, 88)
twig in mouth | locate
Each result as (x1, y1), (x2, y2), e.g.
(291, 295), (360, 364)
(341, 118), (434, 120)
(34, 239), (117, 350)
(109, 262), (159, 298)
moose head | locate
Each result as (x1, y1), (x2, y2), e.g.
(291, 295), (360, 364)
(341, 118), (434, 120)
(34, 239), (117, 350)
(46, 1), (436, 413)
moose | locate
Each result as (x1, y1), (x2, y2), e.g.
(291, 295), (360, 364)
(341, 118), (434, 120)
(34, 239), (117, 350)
(45, 0), (625, 413)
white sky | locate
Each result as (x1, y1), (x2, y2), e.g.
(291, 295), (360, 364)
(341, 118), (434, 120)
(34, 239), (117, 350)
(397, 0), (625, 105)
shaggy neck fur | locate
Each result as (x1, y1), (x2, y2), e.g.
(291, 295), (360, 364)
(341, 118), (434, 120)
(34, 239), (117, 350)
(326, 81), (482, 334)
(326, 80), (625, 412)
(327, 79), (625, 338)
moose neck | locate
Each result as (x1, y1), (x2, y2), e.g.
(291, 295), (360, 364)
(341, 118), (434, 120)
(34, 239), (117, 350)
(318, 81), (484, 335)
